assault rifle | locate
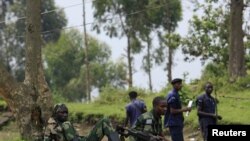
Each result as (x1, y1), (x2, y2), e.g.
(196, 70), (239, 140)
(116, 125), (163, 141)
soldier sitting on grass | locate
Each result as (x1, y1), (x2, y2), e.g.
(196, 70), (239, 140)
(43, 103), (120, 141)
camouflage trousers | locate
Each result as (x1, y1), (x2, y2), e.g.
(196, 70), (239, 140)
(80, 117), (116, 141)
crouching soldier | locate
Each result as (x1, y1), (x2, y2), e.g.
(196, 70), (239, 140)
(132, 96), (169, 141)
(43, 103), (120, 141)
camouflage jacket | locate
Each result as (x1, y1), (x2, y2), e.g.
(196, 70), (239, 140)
(43, 117), (81, 141)
(133, 110), (163, 136)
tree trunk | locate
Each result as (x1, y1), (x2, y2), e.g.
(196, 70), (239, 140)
(146, 36), (153, 91)
(83, 0), (91, 102)
(229, 0), (246, 81)
(0, 0), (53, 140)
(111, 0), (133, 88)
(127, 36), (133, 88)
(167, 47), (173, 83)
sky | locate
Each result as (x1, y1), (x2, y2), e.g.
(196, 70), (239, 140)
(54, 0), (203, 92)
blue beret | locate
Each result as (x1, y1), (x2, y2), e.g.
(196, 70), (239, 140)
(171, 78), (182, 84)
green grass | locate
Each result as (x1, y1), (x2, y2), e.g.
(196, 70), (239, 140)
(0, 121), (22, 141)
(185, 90), (250, 127)
(0, 100), (7, 107)
(60, 87), (250, 126)
(215, 90), (250, 124)
(66, 92), (161, 123)
(0, 85), (250, 140)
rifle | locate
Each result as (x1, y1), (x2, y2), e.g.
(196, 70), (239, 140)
(116, 125), (163, 141)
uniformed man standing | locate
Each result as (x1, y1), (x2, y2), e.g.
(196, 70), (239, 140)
(164, 78), (191, 141)
(132, 96), (169, 141)
(124, 91), (147, 127)
(43, 103), (120, 141)
(196, 82), (222, 141)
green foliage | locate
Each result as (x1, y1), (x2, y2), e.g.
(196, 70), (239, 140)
(95, 86), (151, 105)
(0, 98), (7, 111)
(43, 30), (127, 101)
(155, 33), (181, 65)
(182, 1), (229, 66)
(198, 62), (250, 93)
(52, 92), (68, 103)
(0, 0), (67, 82)
(149, 0), (182, 31)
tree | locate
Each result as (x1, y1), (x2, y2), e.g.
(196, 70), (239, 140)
(152, 0), (182, 84)
(164, 33), (181, 82)
(0, 0), (67, 82)
(92, 0), (146, 88)
(92, 0), (182, 89)
(229, 0), (246, 81)
(182, 1), (230, 67)
(182, 0), (248, 81)
(0, 0), (53, 140)
(43, 30), (127, 101)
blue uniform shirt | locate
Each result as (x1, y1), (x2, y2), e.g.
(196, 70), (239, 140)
(125, 99), (146, 127)
(164, 89), (184, 127)
(197, 93), (216, 119)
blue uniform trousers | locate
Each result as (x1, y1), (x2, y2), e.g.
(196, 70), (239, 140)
(199, 118), (216, 141)
(169, 126), (184, 141)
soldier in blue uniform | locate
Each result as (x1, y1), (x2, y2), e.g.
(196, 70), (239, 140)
(196, 82), (222, 141)
(164, 78), (191, 141)
(124, 91), (147, 127)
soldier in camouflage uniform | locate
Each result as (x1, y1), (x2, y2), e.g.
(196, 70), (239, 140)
(132, 96), (169, 141)
(43, 103), (120, 141)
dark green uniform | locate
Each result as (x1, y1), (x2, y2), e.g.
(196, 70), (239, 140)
(133, 110), (163, 141)
(44, 117), (116, 141)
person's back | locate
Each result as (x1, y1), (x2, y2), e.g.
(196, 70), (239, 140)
(124, 91), (147, 127)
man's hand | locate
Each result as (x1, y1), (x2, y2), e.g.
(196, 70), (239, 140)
(216, 115), (222, 120)
(213, 114), (222, 120)
(185, 107), (192, 112)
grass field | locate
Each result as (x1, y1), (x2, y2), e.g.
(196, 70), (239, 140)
(0, 86), (250, 140)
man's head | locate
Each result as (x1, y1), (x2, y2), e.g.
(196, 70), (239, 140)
(171, 78), (182, 91)
(52, 103), (68, 123)
(204, 82), (213, 95)
(152, 96), (167, 116)
(129, 91), (138, 99)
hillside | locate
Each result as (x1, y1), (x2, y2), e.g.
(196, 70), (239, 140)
(0, 85), (250, 140)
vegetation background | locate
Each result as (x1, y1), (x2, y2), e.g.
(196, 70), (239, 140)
(0, 0), (250, 140)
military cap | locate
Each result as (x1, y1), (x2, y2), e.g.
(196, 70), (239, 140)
(52, 103), (68, 116)
(171, 78), (182, 85)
